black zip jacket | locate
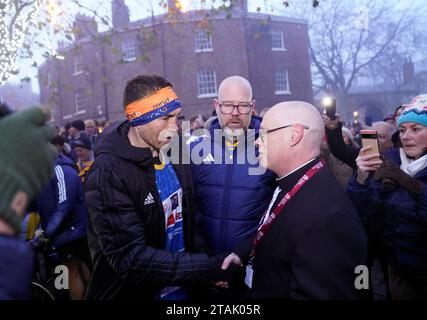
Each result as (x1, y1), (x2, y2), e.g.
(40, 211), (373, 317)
(84, 121), (210, 300)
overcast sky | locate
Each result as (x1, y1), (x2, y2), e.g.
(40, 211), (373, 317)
(8, 0), (427, 93)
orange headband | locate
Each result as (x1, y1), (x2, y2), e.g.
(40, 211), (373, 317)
(125, 87), (179, 121)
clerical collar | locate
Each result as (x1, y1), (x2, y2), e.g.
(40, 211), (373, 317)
(276, 158), (319, 193)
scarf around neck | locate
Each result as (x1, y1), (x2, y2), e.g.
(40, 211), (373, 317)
(399, 148), (427, 177)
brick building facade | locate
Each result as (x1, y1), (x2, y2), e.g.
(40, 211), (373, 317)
(39, 0), (313, 125)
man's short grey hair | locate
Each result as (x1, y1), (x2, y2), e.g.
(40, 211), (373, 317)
(342, 126), (359, 148)
(372, 121), (395, 137)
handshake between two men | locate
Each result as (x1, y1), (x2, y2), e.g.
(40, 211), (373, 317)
(209, 253), (245, 290)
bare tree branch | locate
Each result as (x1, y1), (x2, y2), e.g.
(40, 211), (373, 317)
(9, 0), (37, 39)
(279, 0), (426, 97)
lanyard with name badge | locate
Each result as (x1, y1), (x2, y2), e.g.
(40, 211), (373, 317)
(245, 160), (325, 289)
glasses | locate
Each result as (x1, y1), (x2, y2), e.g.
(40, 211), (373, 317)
(218, 101), (254, 114)
(259, 124), (310, 143)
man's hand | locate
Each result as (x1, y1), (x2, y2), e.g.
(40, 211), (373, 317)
(214, 253), (243, 289)
(27, 231), (50, 250)
(355, 146), (383, 184)
(221, 253), (243, 269)
(322, 114), (340, 130)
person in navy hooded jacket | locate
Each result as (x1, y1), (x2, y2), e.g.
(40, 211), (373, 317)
(35, 136), (91, 300)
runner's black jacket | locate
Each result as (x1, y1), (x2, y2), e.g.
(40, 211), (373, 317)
(84, 121), (211, 300)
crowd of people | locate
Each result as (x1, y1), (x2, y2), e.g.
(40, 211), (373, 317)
(0, 74), (426, 300)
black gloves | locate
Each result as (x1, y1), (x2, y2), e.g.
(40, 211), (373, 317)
(27, 233), (50, 250)
(373, 160), (424, 195)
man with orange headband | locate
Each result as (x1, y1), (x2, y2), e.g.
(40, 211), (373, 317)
(84, 74), (239, 300)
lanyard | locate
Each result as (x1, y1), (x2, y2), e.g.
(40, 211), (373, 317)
(249, 160), (325, 260)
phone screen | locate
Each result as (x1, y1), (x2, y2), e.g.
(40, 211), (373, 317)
(326, 103), (336, 119)
(360, 130), (380, 158)
(324, 98), (336, 120)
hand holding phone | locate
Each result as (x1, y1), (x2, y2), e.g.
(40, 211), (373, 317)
(322, 96), (336, 120)
(356, 132), (383, 184)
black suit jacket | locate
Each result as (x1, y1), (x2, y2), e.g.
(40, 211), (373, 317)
(235, 159), (368, 299)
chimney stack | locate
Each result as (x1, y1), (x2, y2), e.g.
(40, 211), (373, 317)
(112, 0), (130, 30)
(73, 14), (98, 40)
(231, 0), (248, 16)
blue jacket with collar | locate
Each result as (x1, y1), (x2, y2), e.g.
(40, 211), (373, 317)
(189, 116), (276, 255)
(36, 154), (88, 248)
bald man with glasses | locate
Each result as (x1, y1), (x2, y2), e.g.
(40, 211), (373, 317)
(188, 76), (276, 298)
(222, 101), (368, 300)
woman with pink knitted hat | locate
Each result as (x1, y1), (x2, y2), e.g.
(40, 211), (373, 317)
(348, 94), (427, 300)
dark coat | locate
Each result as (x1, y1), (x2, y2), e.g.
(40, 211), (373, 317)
(84, 121), (210, 300)
(347, 148), (427, 275)
(36, 154), (88, 248)
(0, 235), (34, 299)
(236, 159), (368, 299)
(325, 123), (359, 170)
(189, 116), (276, 255)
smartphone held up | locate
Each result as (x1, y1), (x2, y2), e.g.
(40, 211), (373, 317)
(360, 129), (380, 160)
(322, 96), (336, 120)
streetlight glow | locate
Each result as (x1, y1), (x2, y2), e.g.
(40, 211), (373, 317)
(322, 96), (333, 107)
(175, 0), (189, 12)
(46, 0), (63, 25)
